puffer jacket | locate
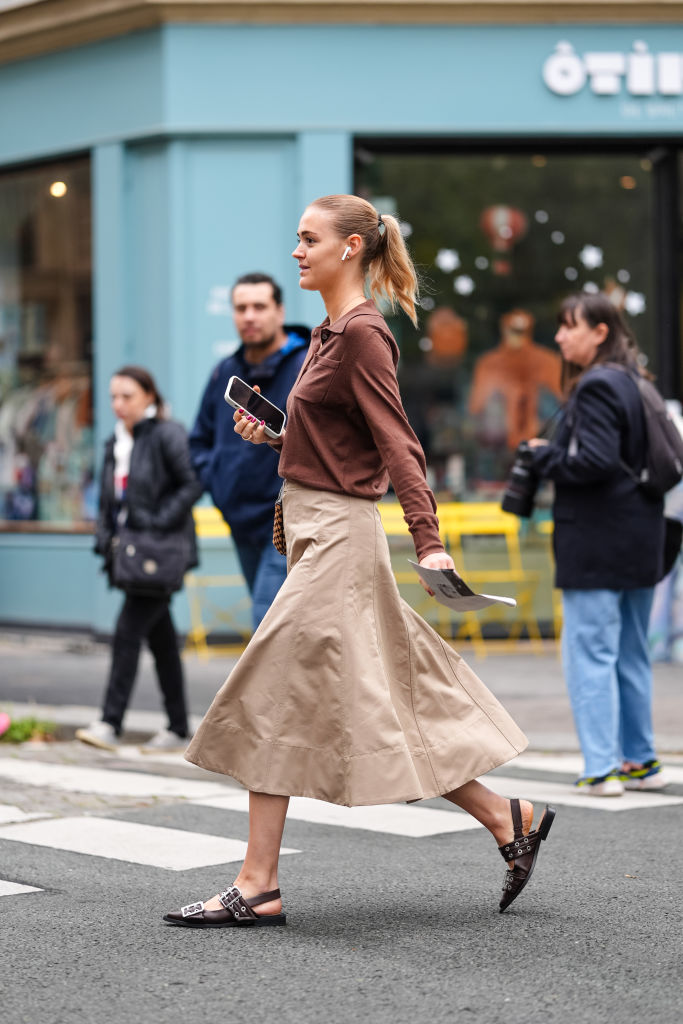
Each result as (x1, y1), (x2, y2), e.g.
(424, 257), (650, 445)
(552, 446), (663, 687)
(95, 417), (202, 581)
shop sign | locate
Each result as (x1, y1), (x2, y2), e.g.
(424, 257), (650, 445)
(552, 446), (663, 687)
(544, 41), (683, 97)
(543, 41), (683, 121)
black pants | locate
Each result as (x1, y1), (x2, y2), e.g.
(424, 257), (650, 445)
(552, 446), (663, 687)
(102, 593), (189, 736)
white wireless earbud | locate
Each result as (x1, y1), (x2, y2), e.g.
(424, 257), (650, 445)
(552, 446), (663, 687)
(341, 246), (352, 262)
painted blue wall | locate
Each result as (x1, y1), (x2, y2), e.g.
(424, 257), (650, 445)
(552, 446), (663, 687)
(0, 534), (251, 635)
(1, 18), (682, 630)
(163, 23), (683, 136)
(2, 22), (682, 169)
(1, 22), (681, 170)
(0, 30), (164, 164)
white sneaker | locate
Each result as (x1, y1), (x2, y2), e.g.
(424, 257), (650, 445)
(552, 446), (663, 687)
(139, 728), (190, 754)
(75, 721), (120, 751)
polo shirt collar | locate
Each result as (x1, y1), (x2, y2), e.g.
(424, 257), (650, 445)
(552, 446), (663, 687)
(321, 299), (378, 335)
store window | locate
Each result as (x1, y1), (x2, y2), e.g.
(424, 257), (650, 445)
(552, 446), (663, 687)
(356, 148), (656, 501)
(0, 157), (93, 528)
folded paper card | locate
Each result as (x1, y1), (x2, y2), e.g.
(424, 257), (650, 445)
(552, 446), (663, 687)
(409, 561), (517, 612)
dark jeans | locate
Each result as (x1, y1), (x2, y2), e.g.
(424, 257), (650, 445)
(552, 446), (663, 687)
(102, 593), (189, 737)
(233, 537), (288, 631)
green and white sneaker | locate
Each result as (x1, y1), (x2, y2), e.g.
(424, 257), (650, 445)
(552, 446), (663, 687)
(575, 771), (624, 797)
(619, 759), (667, 791)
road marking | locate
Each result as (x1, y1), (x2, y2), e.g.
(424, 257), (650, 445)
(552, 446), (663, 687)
(0, 804), (51, 825)
(479, 774), (683, 812)
(0, 759), (229, 800)
(112, 748), (205, 769)
(0, 817), (299, 871)
(192, 792), (482, 837)
(512, 753), (683, 784)
(0, 879), (43, 897)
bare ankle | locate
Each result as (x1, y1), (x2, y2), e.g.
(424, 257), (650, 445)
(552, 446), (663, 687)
(234, 870), (278, 896)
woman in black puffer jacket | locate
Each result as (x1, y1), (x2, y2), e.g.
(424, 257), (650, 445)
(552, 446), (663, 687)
(77, 366), (201, 753)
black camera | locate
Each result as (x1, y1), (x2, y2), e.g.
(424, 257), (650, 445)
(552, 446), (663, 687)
(501, 441), (539, 518)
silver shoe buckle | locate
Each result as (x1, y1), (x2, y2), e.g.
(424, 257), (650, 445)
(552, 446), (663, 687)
(218, 886), (243, 914)
(181, 901), (204, 918)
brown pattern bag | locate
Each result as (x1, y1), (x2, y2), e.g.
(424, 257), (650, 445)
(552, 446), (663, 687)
(273, 485), (286, 556)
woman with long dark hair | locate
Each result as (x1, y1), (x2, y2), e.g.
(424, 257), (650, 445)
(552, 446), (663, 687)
(77, 366), (201, 753)
(164, 196), (555, 928)
(528, 292), (667, 795)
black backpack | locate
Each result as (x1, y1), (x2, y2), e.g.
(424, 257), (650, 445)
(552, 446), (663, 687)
(606, 362), (683, 498)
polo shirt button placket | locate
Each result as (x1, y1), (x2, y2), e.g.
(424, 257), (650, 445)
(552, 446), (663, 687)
(320, 330), (330, 342)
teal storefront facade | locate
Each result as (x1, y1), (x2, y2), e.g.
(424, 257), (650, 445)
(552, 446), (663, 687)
(1, 6), (682, 633)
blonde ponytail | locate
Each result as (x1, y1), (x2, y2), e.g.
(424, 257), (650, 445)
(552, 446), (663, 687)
(310, 195), (419, 326)
(369, 213), (418, 327)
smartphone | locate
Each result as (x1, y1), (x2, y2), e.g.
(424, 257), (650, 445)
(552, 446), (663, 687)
(224, 375), (287, 439)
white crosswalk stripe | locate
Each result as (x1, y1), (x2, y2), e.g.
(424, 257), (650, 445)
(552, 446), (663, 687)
(0, 817), (298, 871)
(0, 803), (50, 825)
(0, 879), (42, 897)
(0, 759), (227, 799)
(479, 774), (683, 812)
(514, 753), (683, 785)
(192, 791), (482, 837)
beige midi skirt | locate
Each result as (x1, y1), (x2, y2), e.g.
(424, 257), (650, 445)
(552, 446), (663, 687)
(185, 482), (528, 806)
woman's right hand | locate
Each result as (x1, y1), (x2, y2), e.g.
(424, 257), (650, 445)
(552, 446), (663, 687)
(232, 385), (283, 445)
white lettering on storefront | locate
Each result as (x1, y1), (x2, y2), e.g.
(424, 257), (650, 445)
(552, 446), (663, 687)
(543, 41), (683, 98)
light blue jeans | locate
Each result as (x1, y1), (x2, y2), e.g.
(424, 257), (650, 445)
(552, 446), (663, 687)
(234, 537), (288, 632)
(561, 587), (657, 779)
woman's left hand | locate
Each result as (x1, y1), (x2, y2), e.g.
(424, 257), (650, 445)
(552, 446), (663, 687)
(418, 550), (456, 595)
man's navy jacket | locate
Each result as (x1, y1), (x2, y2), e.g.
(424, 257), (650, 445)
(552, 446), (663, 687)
(190, 327), (309, 545)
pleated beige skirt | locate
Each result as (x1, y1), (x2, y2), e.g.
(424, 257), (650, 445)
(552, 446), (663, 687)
(185, 482), (528, 806)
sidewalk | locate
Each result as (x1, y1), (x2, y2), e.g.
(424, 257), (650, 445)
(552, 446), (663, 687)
(1, 631), (681, 754)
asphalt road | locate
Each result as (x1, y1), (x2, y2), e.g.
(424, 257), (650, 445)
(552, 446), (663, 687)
(1, 635), (682, 1024)
(1, 736), (682, 1024)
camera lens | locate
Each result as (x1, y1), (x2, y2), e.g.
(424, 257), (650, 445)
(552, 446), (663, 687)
(501, 444), (539, 518)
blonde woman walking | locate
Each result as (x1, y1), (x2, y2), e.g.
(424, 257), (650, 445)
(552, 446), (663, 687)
(164, 195), (555, 928)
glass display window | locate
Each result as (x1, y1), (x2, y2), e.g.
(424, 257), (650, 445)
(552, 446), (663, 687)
(0, 156), (93, 528)
(356, 146), (657, 502)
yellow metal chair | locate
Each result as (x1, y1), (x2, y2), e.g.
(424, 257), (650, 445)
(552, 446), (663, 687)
(442, 503), (543, 656)
(186, 501), (550, 659)
(535, 518), (562, 643)
(380, 501), (544, 657)
(378, 502), (456, 638)
(184, 507), (251, 659)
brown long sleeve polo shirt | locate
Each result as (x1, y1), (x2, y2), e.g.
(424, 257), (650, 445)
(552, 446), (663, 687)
(273, 300), (443, 561)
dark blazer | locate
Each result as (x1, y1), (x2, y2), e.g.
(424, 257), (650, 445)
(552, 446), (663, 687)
(531, 364), (664, 590)
(95, 417), (202, 580)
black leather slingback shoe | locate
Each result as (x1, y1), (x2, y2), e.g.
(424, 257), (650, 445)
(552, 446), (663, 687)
(498, 799), (556, 913)
(164, 886), (286, 928)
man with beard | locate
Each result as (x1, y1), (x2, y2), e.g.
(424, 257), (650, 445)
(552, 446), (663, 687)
(190, 273), (309, 630)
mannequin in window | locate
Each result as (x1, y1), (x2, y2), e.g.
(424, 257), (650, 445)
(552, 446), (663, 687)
(468, 309), (562, 452)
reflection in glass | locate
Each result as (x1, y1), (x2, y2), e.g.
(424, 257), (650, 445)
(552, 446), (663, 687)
(0, 158), (93, 525)
(356, 149), (655, 501)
